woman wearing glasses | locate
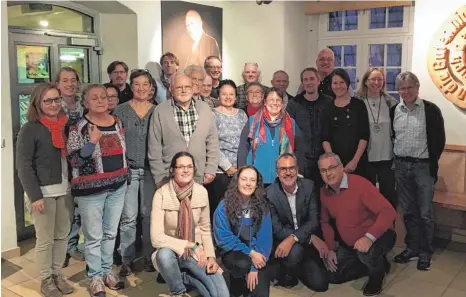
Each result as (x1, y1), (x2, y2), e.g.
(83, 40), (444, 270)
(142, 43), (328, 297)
(67, 84), (130, 296)
(355, 68), (398, 207)
(16, 83), (75, 297)
(151, 152), (229, 297)
(113, 70), (157, 275)
(213, 165), (272, 297)
(238, 87), (302, 186)
(322, 68), (371, 181)
(104, 83), (120, 113)
(207, 79), (248, 218)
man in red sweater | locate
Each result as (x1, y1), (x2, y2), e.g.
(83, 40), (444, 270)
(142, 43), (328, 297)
(318, 152), (397, 296)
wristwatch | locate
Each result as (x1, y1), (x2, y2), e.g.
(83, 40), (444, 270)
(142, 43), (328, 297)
(191, 242), (200, 252)
(292, 234), (299, 242)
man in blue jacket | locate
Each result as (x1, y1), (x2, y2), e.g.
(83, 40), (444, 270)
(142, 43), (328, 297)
(266, 153), (329, 292)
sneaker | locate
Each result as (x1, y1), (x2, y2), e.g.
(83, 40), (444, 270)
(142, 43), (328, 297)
(119, 263), (133, 277)
(394, 249), (419, 264)
(69, 250), (85, 262)
(103, 271), (125, 290)
(417, 254), (432, 271)
(144, 257), (156, 272)
(41, 276), (63, 297)
(88, 277), (106, 297)
(363, 272), (385, 296)
(52, 275), (74, 294)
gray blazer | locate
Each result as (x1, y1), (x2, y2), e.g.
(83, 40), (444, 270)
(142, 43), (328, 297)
(148, 99), (219, 184)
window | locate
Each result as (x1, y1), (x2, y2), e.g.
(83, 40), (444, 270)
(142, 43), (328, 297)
(369, 43), (402, 100)
(329, 10), (358, 31)
(8, 4), (93, 33)
(329, 45), (358, 90)
(370, 6), (404, 29)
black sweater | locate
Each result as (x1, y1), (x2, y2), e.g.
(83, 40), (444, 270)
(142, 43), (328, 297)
(390, 99), (446, 181)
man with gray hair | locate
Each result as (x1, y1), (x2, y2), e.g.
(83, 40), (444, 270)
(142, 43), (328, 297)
(184, 65), (216, 108)
(148, 73), (219, 187)
(266, 153), (329, 291)
(236, 63), (270, 109)
(204, 56), (222, 98)
(271, 70), (293, 108)
(319, 152), (396, 296)
(390, 71), (445, 271)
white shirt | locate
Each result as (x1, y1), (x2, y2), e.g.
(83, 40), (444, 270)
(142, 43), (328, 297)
(40, 158), (70, 197)
(284, 185), (299, 230)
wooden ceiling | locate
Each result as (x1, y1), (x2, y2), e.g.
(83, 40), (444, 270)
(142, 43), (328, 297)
(305, 1), (414, 15)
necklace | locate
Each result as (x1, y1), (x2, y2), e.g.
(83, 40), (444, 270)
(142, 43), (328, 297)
(366, 95), (382, 133)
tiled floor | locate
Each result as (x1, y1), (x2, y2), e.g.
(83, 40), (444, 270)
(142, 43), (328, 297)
(2, 240), (466, 297)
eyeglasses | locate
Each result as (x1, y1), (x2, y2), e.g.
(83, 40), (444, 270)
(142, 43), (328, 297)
(111, 70), (127, 75)
(175, 85), (193, 92)
(107, 95), (119, 101)
(319, 164), (340, 175)
(277, 166), (297, 174)
(42, 97), (62, 105)
(398, 86), (417, 92)
(207, 66), (222, 70)
(318, 57), (334, 63)
(175, 165), (194, 171)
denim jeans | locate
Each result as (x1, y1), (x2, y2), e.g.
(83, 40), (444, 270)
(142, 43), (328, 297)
(394, 159), (435, 255)
(155, 248), (229, 297)
(328, 230), (396, 284)
(119, 168), (156, 263)
(76, 184), (126, 278)
(67, 203), (82, 254)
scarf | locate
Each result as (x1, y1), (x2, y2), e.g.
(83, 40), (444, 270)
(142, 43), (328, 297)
(248, 107), (294, 162)
(171, 179), (195, 258)
(246, 104), (261, 117)
(39, 113), (68, 156)
(160, 73), (173, 100)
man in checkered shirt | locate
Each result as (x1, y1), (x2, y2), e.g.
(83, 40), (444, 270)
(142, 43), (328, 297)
(148, 73), (219, 188)
(235, 62), (269, 109)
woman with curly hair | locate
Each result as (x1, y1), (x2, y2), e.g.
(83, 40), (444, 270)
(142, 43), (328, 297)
(213, 166), (272, 297)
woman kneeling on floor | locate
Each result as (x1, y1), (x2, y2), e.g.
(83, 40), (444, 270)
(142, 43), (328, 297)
(150, 151), (229, 297)
(214, 165), (273, 297)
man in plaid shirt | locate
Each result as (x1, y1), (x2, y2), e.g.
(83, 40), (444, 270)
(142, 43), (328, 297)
(235, 62), (269, 109)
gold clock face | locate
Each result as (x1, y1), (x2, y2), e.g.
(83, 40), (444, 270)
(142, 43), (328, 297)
(427, 6), (466, 109)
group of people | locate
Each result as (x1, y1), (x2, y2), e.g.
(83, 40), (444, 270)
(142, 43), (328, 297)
(16, 47), (446, 297)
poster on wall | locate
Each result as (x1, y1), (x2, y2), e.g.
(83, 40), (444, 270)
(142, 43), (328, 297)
(161, 1), (222, 69)
(16, 45), (51, 84)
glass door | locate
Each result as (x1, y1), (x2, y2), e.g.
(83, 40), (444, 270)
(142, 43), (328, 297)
(9, 32), (100, 240)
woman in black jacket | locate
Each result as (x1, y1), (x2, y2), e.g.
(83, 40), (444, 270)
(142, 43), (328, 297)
(16, 83), (75, 297)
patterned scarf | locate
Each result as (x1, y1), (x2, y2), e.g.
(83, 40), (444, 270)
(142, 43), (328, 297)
(171, 179), (195, 258)
(39, 113), (68, 156)
(248, 107), (294, 162)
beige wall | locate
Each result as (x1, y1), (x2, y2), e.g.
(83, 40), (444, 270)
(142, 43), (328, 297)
(99, 13), (138, 78)
(1, 0), (19, 253)
(411, 0), (466, 145)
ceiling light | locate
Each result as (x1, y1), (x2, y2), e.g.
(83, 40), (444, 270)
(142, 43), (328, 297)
(60, 55), (76, 62)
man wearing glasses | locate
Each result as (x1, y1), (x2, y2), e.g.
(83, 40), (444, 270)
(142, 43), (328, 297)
(236, 63), (270, 110)
(148, 73), (219, 188)
(204, 56), (222, 98)
(107, 61), (133, 104)
(318, 152), (396, 296)
(266, 153), (329, 292)
(241, 82), (265, 117)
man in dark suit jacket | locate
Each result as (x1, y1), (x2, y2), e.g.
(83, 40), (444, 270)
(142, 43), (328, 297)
(266, 153), (329, 292)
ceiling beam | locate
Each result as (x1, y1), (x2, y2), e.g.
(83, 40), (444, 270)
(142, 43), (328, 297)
(305, 1), (414, 15)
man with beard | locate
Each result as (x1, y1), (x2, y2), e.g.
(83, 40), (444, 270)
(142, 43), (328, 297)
(107, 61), (133, 104)
(266, 153), (328, 292)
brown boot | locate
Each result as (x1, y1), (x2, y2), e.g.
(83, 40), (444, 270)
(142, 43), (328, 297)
(103, 271), (124, 290)
(52, 275), (74, 295)
(40, 276), (63, 297)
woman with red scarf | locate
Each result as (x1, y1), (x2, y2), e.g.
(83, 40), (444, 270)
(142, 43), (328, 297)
(16, 83), (75, 297)
(238, 87), (303, 186)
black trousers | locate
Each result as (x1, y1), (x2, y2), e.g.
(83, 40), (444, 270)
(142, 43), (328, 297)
(328, 230), (396, 284)
(269, 243), (328, 292)
(205, 173), (231, 219)
(222, 251), (270, 297)
(301, 156), (324, 189)
(366, 160), (398, 208)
